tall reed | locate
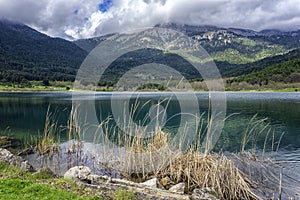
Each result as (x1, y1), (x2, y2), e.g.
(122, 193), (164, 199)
(34, 105), (61, 167)
(67, 98), (259, 199)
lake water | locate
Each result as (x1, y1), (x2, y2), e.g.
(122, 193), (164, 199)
(0, 92), (299, 171)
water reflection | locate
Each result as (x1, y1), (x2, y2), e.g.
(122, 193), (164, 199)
(0, 92), (299, 151)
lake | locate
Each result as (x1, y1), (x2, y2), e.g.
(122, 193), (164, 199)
(0, 92), (299, 171)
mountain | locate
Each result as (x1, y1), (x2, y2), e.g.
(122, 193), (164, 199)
(74, 33), (115, 53)
(0, 20), (299, 89)
(0, 20), (87, 84)
(75, 23), (300, 66)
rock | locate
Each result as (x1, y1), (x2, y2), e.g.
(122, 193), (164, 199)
(168, 182), (185, 194)
(1, 148), (23, 165)
(20, 160), (35, 172)
(64, 166), (91, 181)
(0, 148), (22, 165)
(140, 178), (158, 188)
(87, 174), (106, 184)
(0, 148), (34, 172)
(191, 188), (220, 200)
(160, 176), (175, 189)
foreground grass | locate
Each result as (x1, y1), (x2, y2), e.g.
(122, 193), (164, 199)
(0, 161), (137, 200)
(0, 179), (92, 200)
(0, 162), (100, 200)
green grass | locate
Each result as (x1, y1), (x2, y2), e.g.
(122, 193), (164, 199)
(0, 179), (94, 200)
(114, 190), (136, 200)
(0, 161), (137, 200)
(271, 87), (300, 92)
(0, 162), (102, 200)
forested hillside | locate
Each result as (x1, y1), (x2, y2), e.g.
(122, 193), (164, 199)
(0, 20), (87, 86)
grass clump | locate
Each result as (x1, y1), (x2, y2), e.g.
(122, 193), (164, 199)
(114, 190), (136, 200)
(0, 137), (10, 149)
(34, 106), (60, 158)
(90, 121), (258, 199)
(108, 129), (257, 199)
(158, 151), (257, 199)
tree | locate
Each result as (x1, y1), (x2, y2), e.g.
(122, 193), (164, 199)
(42, 80), (50, 86)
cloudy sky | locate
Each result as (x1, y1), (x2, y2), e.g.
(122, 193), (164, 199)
(0, 0), (300, 40)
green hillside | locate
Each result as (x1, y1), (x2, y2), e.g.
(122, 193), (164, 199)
(223, 48), (300, 77)
(0, 20), (87, 86)
(231, 58), (300, 85)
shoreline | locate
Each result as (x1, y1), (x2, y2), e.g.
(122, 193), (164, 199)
(0, 88), (299, 93)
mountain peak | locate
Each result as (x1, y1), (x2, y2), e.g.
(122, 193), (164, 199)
(0, 19), (50, 40)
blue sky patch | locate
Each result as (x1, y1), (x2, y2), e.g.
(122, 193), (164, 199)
(98, 0), (113, 13)
(74, 9), (79, 15)
(84, 17), (89, 22)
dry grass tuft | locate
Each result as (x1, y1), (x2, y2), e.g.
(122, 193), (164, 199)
(90, 122), (257, 199)
(158, 151), (257, 199)
(0, 136), (11, 149)
(111, 127), (257, 199)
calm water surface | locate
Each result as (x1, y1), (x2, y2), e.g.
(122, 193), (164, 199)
(0, 91), (299, 169)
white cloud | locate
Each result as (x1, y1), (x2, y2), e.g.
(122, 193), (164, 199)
(0, 0), (300, 39)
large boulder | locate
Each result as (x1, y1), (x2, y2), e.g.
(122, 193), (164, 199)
(64, 166), (91, 181)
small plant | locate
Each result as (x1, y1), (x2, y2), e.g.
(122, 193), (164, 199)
(33, 105), (61, 167)
(0, 136), (10, 149)
(114, 190), (136, 200)
(0, 128), (14, 149)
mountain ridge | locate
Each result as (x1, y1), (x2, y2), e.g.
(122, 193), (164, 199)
(0, 19), (299, 89)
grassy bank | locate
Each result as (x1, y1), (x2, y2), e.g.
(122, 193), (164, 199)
(0, 162), (98, 200)
(0, 80), (300, 92)
(0, 161), (138, 200)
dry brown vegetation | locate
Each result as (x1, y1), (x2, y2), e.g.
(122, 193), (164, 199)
(0, 136), (10, 149)
(31, 103), (284, 200)
(85, 113), (259, 199)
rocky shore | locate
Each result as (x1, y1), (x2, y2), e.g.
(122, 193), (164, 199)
(0, 148), (219, 200)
